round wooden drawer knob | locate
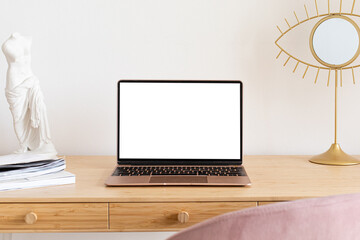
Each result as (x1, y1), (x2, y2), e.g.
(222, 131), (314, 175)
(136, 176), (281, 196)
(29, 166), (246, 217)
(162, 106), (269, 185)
(24, 212), (37, 224)
(178, 211), (189, 223)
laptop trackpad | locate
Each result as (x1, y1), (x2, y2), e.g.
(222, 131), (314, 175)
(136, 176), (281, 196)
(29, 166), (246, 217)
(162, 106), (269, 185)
(149, 176), (208, 183)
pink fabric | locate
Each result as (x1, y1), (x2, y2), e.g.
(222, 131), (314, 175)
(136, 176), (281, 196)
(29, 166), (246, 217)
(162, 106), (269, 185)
(168, 193), (360, 240)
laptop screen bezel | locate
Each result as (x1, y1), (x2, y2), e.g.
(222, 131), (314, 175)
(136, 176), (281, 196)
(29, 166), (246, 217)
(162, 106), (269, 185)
(117, 80), (243, 166)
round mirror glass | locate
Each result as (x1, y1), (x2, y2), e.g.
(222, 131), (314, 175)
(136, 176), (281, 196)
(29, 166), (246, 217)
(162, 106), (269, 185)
(311, 16), (360, 67)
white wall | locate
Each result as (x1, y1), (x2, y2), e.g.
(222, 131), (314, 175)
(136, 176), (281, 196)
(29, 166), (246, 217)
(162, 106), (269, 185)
(2, 0), (360, 157)
(1, 0), (360, 239)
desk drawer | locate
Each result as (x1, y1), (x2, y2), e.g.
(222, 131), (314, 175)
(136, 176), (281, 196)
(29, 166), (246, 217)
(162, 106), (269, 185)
(0, 203), (108, 230)
(110, 202), (256, 231)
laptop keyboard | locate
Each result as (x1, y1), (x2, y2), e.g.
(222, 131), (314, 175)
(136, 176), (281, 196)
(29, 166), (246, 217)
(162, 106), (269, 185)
(112, 166), (246, 176)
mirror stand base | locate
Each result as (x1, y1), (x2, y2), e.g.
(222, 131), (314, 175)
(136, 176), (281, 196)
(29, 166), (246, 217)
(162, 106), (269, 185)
(309, 143), (360, 166)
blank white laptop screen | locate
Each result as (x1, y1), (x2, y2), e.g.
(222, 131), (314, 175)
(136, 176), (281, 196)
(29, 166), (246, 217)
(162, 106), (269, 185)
(119, 82), (241, 159)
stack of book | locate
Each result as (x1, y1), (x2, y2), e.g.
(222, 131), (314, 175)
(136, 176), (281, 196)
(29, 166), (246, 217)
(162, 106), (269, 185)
(0, 154), (75, 191)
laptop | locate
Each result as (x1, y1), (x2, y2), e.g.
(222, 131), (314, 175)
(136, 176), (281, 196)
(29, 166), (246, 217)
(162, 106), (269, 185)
(105, 80), (251, 186)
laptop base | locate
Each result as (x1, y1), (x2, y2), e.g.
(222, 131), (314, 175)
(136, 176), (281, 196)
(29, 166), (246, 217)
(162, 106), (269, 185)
(105, 165), (251, 186)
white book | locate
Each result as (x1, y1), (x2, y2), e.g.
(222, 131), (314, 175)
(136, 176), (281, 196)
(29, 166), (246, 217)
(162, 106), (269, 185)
(0, 153), (59, 166)
(0, 171), (75, 191)
(0, 160), (66, 181)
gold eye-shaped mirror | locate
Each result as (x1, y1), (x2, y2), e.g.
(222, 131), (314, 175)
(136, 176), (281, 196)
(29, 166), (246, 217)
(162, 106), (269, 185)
(310, 15), (360, 68)
(275, 0), (360, 166)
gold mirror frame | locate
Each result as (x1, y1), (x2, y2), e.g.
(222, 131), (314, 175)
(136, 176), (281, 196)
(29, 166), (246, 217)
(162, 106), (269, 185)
(309, 14), (360, 69)
(275, 0), (360, 166)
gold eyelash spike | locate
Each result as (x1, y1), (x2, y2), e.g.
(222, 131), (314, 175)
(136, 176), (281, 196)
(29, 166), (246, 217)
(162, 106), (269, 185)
(285, 18), (291, 29)
(340, 68), (343, 87)
(351, 0), (356, 14)
(304, 4), (310, 19)
(293, 61), (300, 73)
(352, 67), (355, 84)
(277, 25), (283, 34)
(328, 0), (330, 14)
(303, 65), (309, 79)
(340, 0), (343, 14)
(276, 50), (282, 59)
(314, 68), (320, 84)
(284, 56), (291, 66)
(294, 11), (299, 24)
(315, 0), (319, 16)
(327, 69), (331, 86)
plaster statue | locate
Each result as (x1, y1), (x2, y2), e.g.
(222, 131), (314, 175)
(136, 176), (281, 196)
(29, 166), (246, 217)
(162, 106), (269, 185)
(1, 33), (57, 157)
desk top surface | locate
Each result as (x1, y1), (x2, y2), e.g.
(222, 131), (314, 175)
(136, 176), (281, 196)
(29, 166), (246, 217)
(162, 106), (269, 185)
(0, 155), (359, 203)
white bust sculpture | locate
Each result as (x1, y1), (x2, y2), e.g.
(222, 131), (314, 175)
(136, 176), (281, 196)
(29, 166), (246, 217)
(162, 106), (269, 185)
(1, 33), (57, 157)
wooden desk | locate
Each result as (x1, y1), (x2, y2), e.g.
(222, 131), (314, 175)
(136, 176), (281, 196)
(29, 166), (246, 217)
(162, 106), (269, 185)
(1, 155), (360, 233)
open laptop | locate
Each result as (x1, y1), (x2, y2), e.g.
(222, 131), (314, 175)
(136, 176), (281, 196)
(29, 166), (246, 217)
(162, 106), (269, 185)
(105, 80), (251, 186)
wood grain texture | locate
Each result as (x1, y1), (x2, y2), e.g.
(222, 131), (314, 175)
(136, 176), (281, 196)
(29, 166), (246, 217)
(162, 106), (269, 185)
(258, 201), (283, 206)
(109, 202), (256, 231)
(0, 203), (108, 230)
(0, 155), (359, 232)
(0, 155), (359, 202)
